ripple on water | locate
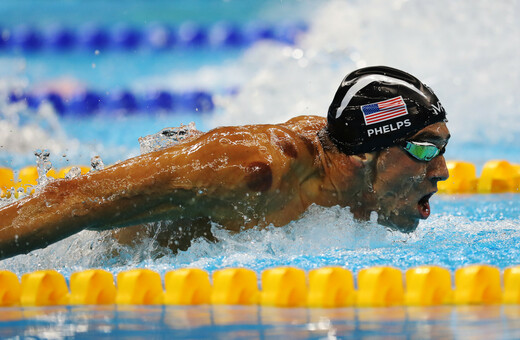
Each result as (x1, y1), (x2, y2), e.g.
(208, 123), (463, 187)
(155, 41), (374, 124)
(2, 196), (520, 278)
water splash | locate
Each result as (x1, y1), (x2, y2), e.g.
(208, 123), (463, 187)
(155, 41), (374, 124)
(4, 194), (519, 278)
(0, 204), (391, 276)
(64, 166), (82, 179)
(90, 155), (105, 171)
(0, 84), (79, 161)
(0, 149), (56, 206)
(34, 149), (52, 187)
(138, 122), (201, 154)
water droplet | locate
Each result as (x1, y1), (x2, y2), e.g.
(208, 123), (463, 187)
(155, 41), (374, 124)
(90, 156), (105, 171)
(34, 149), (53, 187)
(65, 167), (82, 179)
(370, 211), (379, 223)
(138, 122), (200, 154)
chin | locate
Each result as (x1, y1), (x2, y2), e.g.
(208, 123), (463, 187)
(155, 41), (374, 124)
(378, 215), (419, 233)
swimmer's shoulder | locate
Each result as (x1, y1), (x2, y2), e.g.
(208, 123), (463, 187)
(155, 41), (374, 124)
(277, 115), (326, 155)
(280, 115), (326, 139)
(181, 115), (326, 157)
(197, 115), (324, 135)
(243, 115), (326, 159)
(282, 115), (327, 128)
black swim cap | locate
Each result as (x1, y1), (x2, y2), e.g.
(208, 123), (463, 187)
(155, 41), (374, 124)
(327, 66), (447, 155)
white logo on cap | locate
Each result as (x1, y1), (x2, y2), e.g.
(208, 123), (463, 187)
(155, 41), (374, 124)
(432, 101), (444, 115)
(335, 74), (427, 119)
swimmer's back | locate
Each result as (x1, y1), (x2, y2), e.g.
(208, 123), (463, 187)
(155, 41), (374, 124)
(155, 115), (326, 205)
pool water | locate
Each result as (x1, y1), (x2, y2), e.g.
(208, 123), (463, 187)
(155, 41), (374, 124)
(2, 305), (520, 339)
(1, 0), (520, 338)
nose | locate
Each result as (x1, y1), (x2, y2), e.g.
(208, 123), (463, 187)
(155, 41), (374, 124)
(428, 155), (449, 184)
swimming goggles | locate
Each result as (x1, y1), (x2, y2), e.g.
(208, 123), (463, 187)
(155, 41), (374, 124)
(401, 141), (445, 162)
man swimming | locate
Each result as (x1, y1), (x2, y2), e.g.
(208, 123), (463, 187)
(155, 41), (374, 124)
(0, 66), (450, 260)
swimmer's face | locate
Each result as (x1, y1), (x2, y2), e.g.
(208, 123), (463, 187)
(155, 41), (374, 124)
(369, 122), (450, 232)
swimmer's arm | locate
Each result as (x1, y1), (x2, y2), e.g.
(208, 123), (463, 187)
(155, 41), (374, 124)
(0, 148), (271, 259)
(0, 156), (174, 259)
(0, 125), (311, 259)
(105, 137), (293, 230)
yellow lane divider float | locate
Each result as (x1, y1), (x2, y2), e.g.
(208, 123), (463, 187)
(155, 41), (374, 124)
(438, 160), (520, 194)
(1, 265), (520, 308)
(0, 165), (90, 198)
(1, 160), (519, 198)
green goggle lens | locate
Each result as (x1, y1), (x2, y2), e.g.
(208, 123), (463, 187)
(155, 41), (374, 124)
(402, 141), (443, 162)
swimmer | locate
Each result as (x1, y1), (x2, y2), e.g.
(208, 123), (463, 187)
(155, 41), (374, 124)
(0, 66), (450, 260)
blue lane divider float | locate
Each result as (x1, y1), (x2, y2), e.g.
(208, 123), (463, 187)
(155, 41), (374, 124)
(8, 89), (216, 115)
(0, 21), (308, 52)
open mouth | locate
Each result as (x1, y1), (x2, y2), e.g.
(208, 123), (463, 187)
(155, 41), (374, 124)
(417, 192), (435, 219)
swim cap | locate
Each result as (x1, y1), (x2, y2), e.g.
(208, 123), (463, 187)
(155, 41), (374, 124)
(327, 66), (447, 155)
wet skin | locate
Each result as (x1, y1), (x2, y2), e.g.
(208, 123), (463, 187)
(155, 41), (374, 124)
(360, 122), (450, 232)
(0, 116), (449, 259)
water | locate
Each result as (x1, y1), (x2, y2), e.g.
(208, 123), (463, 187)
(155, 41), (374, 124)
(1, 195), (519, 278)
(1, 0), (520, 338)
(2, 305), (520, 339)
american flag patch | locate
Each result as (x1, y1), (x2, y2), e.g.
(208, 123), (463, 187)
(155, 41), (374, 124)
(361, 96), (408, 126)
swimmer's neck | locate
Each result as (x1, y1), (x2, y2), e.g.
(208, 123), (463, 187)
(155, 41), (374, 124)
(299, 132), (373, 218)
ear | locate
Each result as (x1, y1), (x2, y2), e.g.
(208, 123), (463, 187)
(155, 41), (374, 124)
(348, 152), (376, 168)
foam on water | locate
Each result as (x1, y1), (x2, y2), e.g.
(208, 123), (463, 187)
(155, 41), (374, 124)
(205, 0), (520, 152)
(2, 195), (520, 277)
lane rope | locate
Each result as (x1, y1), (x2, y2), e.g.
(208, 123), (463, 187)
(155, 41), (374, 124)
(0, 21), (308, 52)
(0, 265), (518, 307)
(8, 89), (217, 115)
